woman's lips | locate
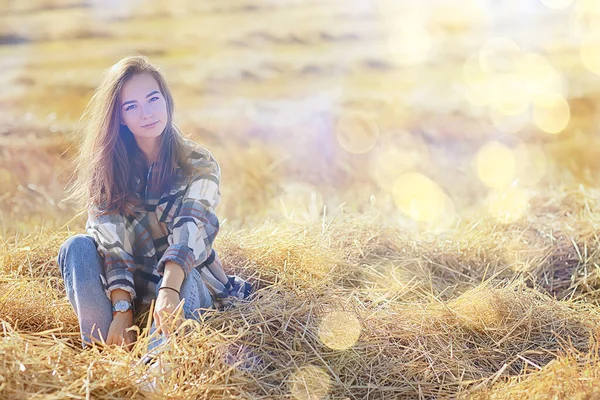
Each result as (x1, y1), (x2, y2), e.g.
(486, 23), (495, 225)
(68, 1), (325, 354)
(142, 121), (159, 128)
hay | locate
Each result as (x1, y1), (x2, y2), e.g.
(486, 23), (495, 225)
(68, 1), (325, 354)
(1, 204), (600, 399)
(470, 328), (600, 400)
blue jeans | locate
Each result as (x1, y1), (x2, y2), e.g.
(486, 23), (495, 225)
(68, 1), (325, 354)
(57, 234), (214, 349)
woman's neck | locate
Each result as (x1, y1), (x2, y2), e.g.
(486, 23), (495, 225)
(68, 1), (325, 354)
(135, 137), (160, 167)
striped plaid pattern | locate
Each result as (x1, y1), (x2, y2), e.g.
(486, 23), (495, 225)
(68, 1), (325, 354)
(86, 140), (249, 307)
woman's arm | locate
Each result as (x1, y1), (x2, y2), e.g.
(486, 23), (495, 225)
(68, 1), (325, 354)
(107, 288), (135, 347)
(156, 147), (221, 280)
(86, 207), (138, 300)
(161, 260), (185, 289)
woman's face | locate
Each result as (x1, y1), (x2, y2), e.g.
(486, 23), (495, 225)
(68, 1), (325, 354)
(120, 73), (168, 140)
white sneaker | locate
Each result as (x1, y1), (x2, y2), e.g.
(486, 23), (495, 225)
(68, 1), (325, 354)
(136, 354), (172, 393)
(135, 334), (172, 393)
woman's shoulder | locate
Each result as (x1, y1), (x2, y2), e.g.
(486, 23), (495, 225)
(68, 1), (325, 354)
(181, 138), (219, 170)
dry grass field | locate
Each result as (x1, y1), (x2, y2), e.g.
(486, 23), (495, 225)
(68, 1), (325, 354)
(2, 0), (600, 398)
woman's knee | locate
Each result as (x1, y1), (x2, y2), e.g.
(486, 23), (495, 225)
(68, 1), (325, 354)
(58, 234), (100, 276)
(59, 234), (96, 254)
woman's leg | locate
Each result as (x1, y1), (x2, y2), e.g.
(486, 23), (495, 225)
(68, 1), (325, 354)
(147, 268), (214, 353)
(57, 234), (113, 348)
(179, 267), (215, 319)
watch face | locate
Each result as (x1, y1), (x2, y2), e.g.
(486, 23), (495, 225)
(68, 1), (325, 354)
(114, 300), (131, 312)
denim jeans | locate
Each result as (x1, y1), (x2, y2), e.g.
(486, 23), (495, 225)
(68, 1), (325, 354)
(57, 234), (214, 349)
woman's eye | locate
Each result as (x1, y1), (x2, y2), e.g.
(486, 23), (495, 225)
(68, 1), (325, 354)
(125, 104), (136, 111)
(149, 96), (160, 102)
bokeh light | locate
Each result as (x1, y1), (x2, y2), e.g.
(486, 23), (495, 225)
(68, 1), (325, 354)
(532, 94), (570, 134)
(279, 182), (324, 224)
(463, 54), (493, 107)
(479, 37), (521, 74)
(392, 173), (455, 224)
(428, 0), (489, 36)
(570, 0), (600, 37)
(475, 142), (516, 189)
(515, 52), (566, 102)
(580, 35), (600, 74)
(463, 54), (492, 88)
(363, 264), (419, 303)
(318, 311), (361, 351)
(514, 144), (548, 186)
(464, 41), (568, 132)
(488, 73), (530, 116)
(487, 186), (529, 224)
(372, 142), (429, 191)
(288, 365), (331, 400)
(336, 112), (379, 154)
(540, 0), (574, 9)
(388, 20), (432, 66)
(489, 107), (530, 134)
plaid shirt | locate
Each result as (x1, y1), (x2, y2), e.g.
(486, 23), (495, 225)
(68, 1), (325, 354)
(86, 140), (250, 308)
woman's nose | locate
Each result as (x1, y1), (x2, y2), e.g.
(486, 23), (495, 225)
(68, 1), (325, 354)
(142, 103), (153, 118)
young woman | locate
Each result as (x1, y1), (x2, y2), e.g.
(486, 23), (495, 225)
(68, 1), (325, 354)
(57, 55), (251, 350)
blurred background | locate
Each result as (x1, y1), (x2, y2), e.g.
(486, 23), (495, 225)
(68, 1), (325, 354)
(1, 0), (599, 234)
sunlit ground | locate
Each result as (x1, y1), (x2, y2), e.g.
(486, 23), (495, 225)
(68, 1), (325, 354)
(2, 0), (600, 399)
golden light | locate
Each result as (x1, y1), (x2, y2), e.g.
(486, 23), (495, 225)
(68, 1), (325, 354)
(318, 311), (361, 351)
(288, 365), (331, 400)
(487, 187), (529, 224)
(515, 52), (565, 102)
(489, 107), (530, 134)
(464, 85), (491, 108)
(463, 54), (493, 106)
(540, 0), (574, 9)
(578, 0), (600, 13)
(475, 142), (516, 189)
(279, 182), (324, 225)
(532, 95), (570, 134)
(336, 112), (379, 154)
(363, 264), (418, 303)
(463, 54), (492, 88)
(488, 74), (530, 116)
(514, 144), (548, 186)
(388, 21), (432, 66)
(570, 0), (600, 37)
(372, 145), (428, 191)
(479, 37), (521, 74)
(580, 35), (600, 74)
(428, 0), (489, 35)
(392, 173), (455, 224)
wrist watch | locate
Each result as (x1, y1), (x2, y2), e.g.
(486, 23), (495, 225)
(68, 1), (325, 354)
(112, 300), (133, 316)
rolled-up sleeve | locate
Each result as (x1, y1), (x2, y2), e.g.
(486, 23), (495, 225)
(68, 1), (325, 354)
(86, 207), (137, 300)
(157, 148), (221, 277)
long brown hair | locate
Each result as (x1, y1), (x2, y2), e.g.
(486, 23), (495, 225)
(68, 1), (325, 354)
(64, 55), (194, 216)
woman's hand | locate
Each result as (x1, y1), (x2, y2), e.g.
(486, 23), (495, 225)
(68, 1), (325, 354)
(106, 312), (136, 349)
(153, 288), (184, 337)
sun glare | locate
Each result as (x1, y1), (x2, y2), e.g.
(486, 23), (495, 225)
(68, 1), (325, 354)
(336, 112), (379, 154)
(388, 20), (433, 66)
(288, 365), (332, 400)
(532, 94), (570, 134)
(392, 173), (454, 224)
(279, 182), (324, 224)
(475, 142), (516, 189)
(318, 311), (362, 351)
